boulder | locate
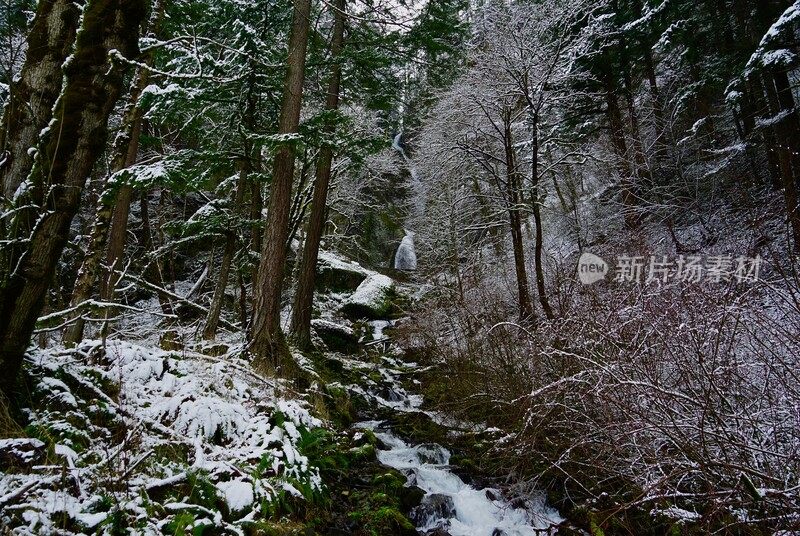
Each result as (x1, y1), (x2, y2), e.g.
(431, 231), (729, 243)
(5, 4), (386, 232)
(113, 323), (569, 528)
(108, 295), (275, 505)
(316, 252), (368, 293)
(340, 273), (396, 320)
(410, 494), (456, 528)
(399, 485), (426, 512)
(415, 443), (450, 465)
(311, 320), (360, 354)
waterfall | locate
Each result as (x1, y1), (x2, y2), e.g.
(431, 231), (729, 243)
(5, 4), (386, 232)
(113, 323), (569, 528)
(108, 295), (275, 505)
(394, 231), (417, 271)
(393, 132), (422, 271)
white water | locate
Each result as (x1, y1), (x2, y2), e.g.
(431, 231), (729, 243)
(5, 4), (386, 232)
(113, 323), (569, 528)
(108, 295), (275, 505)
(357, 363), (561, 536)
(395, 231), (418, 270)
(392, 132), (424, 268)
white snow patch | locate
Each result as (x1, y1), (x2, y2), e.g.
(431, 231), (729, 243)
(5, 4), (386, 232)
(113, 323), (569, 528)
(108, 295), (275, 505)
(347, 273), (394, 308)
(216, 479), (254, 513)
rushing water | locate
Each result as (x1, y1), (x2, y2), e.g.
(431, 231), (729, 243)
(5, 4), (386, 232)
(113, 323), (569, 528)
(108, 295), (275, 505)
(357, 357), (561, 536)
(392, 131), (424, 269)
(394, 232), (418, 270)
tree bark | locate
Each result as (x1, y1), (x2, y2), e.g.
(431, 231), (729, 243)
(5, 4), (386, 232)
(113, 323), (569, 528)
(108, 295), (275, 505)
(204, 65), (258, 341)
(140, 190), (175, 317)
(250, 0), (312, 370)
(0, 0), (81, 286)
(0, 0), (80, 202)
(604, 71), (638, 230)
(503, 117), (534, 322)
(203, 172), (247, 341)
(290, 0), (346, 350)
(63, 0), (166, 346)
(643, 46), (668, 162)
(771, 70), (800, 251)
(0, 0), (148, 399)
(529, 110), (554, 320)
(749, 75), (782, 189)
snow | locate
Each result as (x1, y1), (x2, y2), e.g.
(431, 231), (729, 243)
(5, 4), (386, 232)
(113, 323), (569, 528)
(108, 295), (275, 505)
(1, 340), (324, 533)
(216, 479), (254, 513)
(744, 1), (800, 73)
(318, 250), (368, 276)
(654, 506), (702, 523)
(0, 439), (45, 464)
(347, 273), (394, 307)
(370, 320), (391, 340)
(311, 318), (355, 337)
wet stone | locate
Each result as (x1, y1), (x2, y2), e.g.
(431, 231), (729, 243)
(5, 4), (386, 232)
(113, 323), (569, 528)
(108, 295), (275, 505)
(411, 493), (456, 528)
(415, 443), (449, 465)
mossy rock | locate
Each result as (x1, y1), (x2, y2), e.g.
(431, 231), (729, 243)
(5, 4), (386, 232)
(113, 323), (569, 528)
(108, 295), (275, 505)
(311, 321), (360, 355)
(237, 519), (311, 535)
(315, 265), (368, 293)
(372, 472), (425, 512)
(317, 384), (354, 427)
(348, 443), (376, 462)
(339, 275), (401, 321)
(354, 428), (378, 447)
(160, 330), (183, 351)
(198, 342), (229, 357)
(391, 410), (449, 446)
(364, 506), (417, 536)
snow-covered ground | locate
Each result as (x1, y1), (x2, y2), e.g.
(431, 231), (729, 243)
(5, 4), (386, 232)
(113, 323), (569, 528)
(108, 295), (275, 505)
(1, 340), (323, 535)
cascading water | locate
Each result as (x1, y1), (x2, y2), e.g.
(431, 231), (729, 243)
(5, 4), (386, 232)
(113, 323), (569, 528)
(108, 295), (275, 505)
(357, 353), (561, 536)
(394, 231), (417, 270)
(393, 132), (423, 271)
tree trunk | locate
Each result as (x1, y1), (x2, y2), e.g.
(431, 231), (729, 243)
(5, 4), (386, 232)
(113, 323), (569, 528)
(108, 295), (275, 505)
(604, 71), (638, 230)
(63, 0), (165, 346)
(0, 0), (80, 202)
(104, 186), (136, 295)
(250, 0), (312, 370)
(0, 0), (148, 399)
(529, 111), (554, 320)
(618, 33), (650, 193)
(749, 75), (782, 189)
(0, 0), (81, 286)
(643, 47), (668, 162)
(290, 0), (346, 350)
(503, 118), (534, 322)
(771, 70), (800, 251)
(140, 190), (175, 317)
(203, 173), (247, 341)
(204, 65), (258, 341)
(249, 180), (263, 286)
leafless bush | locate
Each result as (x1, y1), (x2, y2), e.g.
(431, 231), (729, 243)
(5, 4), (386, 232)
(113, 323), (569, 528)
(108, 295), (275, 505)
(399, 258), (800, 531)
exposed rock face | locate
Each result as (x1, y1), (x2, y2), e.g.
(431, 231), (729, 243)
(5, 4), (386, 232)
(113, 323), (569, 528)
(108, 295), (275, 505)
(316, 263), (367, 293)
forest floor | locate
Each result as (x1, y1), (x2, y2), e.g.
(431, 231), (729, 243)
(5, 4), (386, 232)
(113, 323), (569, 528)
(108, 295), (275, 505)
(0, 250), (566, 536)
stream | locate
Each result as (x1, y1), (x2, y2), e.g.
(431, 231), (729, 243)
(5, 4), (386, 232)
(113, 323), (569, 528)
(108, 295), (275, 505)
(356, 134), (560, 534)
(353, 347), (562, 536)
